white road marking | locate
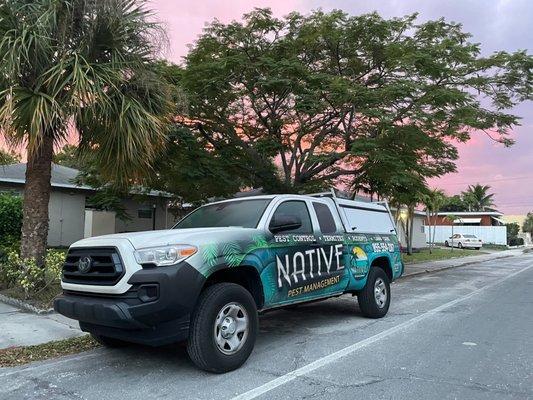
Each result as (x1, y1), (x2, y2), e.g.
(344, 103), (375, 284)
(231, 263), (533, 400)
(462, 342), (477, 346)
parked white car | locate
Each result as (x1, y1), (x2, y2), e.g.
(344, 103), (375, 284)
(444, 234), (483, 250)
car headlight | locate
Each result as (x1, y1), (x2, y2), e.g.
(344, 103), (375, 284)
(134, 245), (197, 267)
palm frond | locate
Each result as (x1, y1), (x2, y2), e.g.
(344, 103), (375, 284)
(0, 0), (174, 186)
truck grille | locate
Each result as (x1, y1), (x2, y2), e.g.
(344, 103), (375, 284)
(62, 247), (125, 286)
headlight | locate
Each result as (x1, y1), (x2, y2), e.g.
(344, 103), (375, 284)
(134, 245), (197, 267)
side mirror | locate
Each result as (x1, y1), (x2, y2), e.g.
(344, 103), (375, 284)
(269, 215), (302, 234)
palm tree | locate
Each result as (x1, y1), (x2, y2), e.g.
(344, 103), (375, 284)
(461, 184), (496, 211)
(423, 188), (445, 253)
(444, 214), (458, 251)
(0, 0), (173, 264)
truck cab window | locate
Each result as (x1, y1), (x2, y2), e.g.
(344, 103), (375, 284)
(174, 199), (271, 229)
(312, 202), (337, 234)
(269, 201), (312, 234)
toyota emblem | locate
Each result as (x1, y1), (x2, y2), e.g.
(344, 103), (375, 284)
(78, 256), (92, 273)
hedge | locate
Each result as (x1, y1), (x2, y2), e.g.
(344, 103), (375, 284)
(0, 192), (23, 248)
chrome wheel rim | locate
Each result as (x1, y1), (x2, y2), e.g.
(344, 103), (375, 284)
(374, 278), (387, 308)
(214, 302), (249, 355)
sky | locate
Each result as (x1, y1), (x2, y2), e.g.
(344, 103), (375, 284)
(149, 0), (533, 214)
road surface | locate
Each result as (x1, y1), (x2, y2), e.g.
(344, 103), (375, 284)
(1, 252), (532, 400)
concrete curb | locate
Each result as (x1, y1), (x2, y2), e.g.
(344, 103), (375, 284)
(400, 254), (516, 279)
(0, 293), (54, 315)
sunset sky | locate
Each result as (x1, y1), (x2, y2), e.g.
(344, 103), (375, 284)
(2, 1), (530, 214)
(150, 0), (533, 214)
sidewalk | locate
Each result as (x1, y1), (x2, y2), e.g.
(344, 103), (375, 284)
(0, 302), (84, 350)
(402, 248), (524, 278)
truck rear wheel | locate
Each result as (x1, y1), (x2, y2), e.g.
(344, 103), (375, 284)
(187, 283), (258, 373)
(357, 267), (390, 318)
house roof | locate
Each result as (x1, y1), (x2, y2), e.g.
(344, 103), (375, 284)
(436, 211), (504, 217)
(0, 163), (172, 198)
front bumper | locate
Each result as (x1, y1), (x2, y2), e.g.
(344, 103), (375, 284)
(54, 261), (205, 346)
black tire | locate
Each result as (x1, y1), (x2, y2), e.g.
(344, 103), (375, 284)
(357, 267), (391, 318)
(475, 247), (480, 250)
(444, 240), (449, 247)
(91, 333), (129, 347)
(458, 242), (463, 249)
(187, 283), (258, 373)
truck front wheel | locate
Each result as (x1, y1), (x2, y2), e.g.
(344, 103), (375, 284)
(357, 267), (391, 318)
(187, 283), (258, 373)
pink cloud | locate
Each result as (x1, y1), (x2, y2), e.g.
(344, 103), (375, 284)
(428, 125), (533, 214)
(149, 0), (304, 63)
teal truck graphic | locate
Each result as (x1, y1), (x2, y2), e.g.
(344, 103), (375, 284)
(55, 192), (404, 373)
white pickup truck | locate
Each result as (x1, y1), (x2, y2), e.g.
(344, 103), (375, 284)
(55, 192), (404, 372)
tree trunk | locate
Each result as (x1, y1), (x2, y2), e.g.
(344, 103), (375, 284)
(407, 206), (415, 255)
(432, 216), (437, 249)
(20, 135), (54, 266)
(426, 209), (432, 254)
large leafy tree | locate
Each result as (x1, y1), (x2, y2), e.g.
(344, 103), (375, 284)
(148, 127), (253, 203)
(147, 61), (264, 202)
(0, 0), (173, 264)
(180, 9), (532, 193)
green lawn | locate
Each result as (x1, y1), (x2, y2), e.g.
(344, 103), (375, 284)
(402, 248), (487, 264)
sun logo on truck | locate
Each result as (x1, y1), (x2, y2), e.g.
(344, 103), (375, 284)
(350, 246), (369, 278)
(352, 246), (368, 262)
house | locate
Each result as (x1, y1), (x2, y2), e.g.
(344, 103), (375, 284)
(502, 215), (532, 245)
(0, 163), (180, 247)
(428, 211), (505, 226)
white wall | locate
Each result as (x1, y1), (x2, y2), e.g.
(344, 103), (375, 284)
(84, 210), (116, 238)
(424, 225), (507, 245)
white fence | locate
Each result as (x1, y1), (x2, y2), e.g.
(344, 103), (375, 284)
(424, 225), (507, 245)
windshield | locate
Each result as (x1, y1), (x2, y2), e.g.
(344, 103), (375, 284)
(173, 199), (272, 229)
(464, 234), (477, 238)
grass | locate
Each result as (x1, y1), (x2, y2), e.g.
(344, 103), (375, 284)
(0, 335), (100, 368)
(402, 247), (487, 264)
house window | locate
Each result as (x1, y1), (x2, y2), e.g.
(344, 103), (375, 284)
(138, 206), (153, 219)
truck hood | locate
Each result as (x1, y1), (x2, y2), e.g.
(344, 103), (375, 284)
(72, 227), (261, 249)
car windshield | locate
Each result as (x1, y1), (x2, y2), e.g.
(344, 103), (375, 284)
(173, 199), (272, 229)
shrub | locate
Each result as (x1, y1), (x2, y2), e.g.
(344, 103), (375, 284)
(0, 249), (65, 299)
(508, 237), (524, 247)
(0, 192), (23, 246)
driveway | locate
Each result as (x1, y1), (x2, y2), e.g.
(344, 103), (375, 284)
(1, 252), (532, 400)
(0, 304), (82, 350)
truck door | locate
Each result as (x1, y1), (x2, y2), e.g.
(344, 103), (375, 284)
(310, 201), (349, 295)
(263, 200), (319, 305)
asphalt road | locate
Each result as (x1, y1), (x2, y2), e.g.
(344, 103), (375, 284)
(1, 252), (532, 400)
